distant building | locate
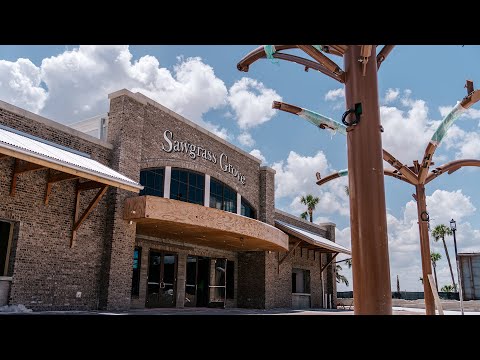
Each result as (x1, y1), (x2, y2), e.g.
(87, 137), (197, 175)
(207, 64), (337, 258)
(459, 253), (480, 300)
(0, 89), (350, 311)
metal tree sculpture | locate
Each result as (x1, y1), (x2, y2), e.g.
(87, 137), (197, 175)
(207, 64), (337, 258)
(238, 45), (394, 314)
(274, 82), (480, 315)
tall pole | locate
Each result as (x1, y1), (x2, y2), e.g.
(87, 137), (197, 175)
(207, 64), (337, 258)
(452, 227), (464, 315)
(344, 46), (392, 314)
(415, 185), (436, 315)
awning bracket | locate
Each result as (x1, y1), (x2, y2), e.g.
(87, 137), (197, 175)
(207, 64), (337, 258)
(71, 181), (109, 248)
(10, 158), (47, 197)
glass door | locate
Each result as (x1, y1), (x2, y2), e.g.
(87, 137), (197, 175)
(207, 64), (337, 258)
(208, 258), (227, 308)
(146, 251), (177, 308)
(185, 255), (197, 307)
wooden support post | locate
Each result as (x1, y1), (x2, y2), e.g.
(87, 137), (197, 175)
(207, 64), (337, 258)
(427, 274), (444, 315)
(278, 241), (301, 267)
(321, 252), (339, 273)
(45, 170), (79, 205)
(10, 159), (47, 197)
(71, 184), (108, 247)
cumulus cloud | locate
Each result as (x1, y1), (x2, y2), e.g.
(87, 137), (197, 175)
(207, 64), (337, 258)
(0, 58), (47, 113)
(324, 88), (345, 101)
(381, 93), (439, 165)
(228, 77), (282, 130)
(238, 132), (255, 147)
(383, 88), (400, 104)
(0, 45), (231, 138)
(442, 124), (480, 159)
(272, 150), (329, 198)
(337, 189), (478, 292)
(249, 149), (266, 164)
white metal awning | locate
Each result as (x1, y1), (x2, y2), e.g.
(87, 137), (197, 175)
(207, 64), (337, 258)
(0, 125), (142, 192)
(275, 220), (351, 255)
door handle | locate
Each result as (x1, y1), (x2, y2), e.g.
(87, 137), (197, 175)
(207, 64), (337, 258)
(159, 281), (165, 289)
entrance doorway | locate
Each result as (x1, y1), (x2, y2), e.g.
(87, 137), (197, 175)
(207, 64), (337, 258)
(146, 251), (177, 308)
(185, 256), (227, 308)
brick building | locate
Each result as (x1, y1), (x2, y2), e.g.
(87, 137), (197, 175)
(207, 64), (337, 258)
(0, 89), (350, 312)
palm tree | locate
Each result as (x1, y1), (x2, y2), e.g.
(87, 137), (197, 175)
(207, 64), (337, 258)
(432, 224), (456, 292)
(336, 264), (349, 287)
(300, 211), (308, 220)
(441, 284), (454, 293)
(419, 277), (423, 285)
(300, 194), (320, 223)
(430, 252), (442, 292)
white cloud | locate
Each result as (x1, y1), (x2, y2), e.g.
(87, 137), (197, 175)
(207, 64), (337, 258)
(0, 58), (47, 113)
(383, 88), (400, 104)
(238, 132), (255, 147)
(337, 189), (478, 292)
(249, 149), (266, 164)
(442, 124), (480, 159)
(0, 46), (231, 139)
(272, 150), (329, 198)
(381, 95), (439, 165)
(324, 88), (345, 101)
(228, 77), (282, 130)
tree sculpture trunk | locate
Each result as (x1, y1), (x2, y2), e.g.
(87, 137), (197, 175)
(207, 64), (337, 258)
(442, 236), (457, 291)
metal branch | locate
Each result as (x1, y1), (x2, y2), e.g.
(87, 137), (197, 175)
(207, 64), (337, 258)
(425, 159), (480, 184)
(418, 142), (437, 184)
(237, 45), (298, 72)
(382, 149), (418, 185)
(296, 45), (344, 76)
(377, 45), (395, 69)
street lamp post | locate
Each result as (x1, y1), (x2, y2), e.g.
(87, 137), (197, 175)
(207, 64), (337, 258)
(450, 219), (464, 315)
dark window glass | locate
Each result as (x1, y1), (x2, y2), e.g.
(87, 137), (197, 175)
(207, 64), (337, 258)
(0, 222), (12, 277)
(131, 247), (142, 297)
(170, 169), (205, 205)
(139, 168), (164, 197)
(226, 260), (235, 299)
(209, 178), (237, 214)
(292, 268), (310, 294)
(241, 198), (256, 219)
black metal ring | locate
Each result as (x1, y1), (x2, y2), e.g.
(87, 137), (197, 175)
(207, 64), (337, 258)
(342, 109), (356, 126)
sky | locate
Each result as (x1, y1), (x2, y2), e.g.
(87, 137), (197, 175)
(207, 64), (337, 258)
(1, 44), (480, 293)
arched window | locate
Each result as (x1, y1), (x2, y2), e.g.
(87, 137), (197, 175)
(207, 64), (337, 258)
(210, 178), (237, 214)
(139, 168), (164, 197)
(170, 168), (205, 206)
(241, 198), (256, 219)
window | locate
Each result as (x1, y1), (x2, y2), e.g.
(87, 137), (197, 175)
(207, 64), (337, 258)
(292, 268), (310, 294)
(226, 260), (235, 299)
(131, 247), (142, 297)
(170, 169), (205, 205)
(139, 168), (164, 197)
(210, 178), (237, 214)
(241, 198), (256, 219)
(0, 221), (14, 277)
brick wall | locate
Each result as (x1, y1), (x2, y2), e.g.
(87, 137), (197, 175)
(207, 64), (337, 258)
(0, 103), (112, 311)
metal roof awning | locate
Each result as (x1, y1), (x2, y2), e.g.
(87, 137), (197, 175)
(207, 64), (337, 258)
(275, 220), (351, 255)
(0, 125), (142, 192)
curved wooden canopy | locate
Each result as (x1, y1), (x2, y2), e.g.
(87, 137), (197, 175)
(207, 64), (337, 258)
(124, 196), (289, 252)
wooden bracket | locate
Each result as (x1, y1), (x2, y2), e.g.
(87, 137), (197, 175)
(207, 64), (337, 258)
(71, 182), (108, 248)
(427, 274), (444, 315)
(10, 159), (47, 197)
(321, 252), (339, 273)
(278, 241), (301, 270)
(44, 170), (80, 205)
(0, 153), (8, 160)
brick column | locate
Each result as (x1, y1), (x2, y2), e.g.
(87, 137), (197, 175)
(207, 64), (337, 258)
(101, 90), (145, 311)
(323, 223), (337, 309)
(258, 166), (275, 225)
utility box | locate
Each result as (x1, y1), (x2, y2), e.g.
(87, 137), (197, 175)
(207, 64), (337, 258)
(459, 253), (480, 300)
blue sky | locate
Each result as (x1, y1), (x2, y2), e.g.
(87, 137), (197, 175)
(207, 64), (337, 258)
(1, 45), (480, 292)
